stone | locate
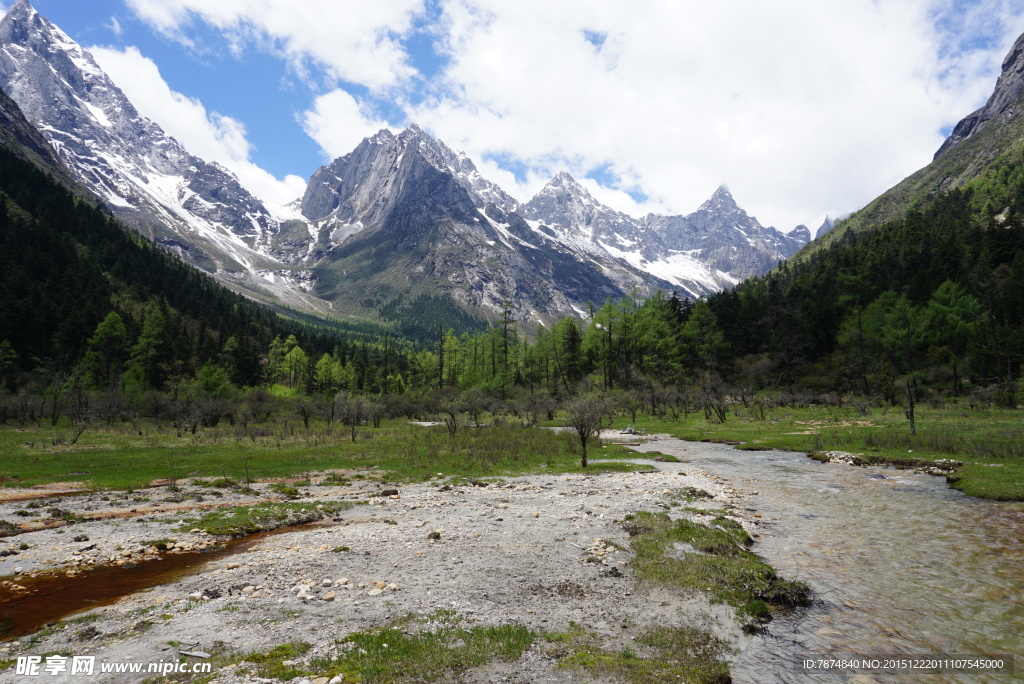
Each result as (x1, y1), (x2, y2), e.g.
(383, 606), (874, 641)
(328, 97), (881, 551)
(187, 592), (203, 601)
(374, 581), (386, 589)
(179, 651), (210, 659)
(427, 531), (441, 540)
(367, 588), (384, 596)
(329, 677), (344, 684)
(322, 579), (333, 586)
(531, 512), (539, 518)
(388, 583), (398, 591)
(242, 586), (256, 594)
(335, 577), (349, 585)
(322, 591), (336, 601)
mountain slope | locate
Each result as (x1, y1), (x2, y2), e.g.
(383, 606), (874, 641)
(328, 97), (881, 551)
(297, 126), (639, 329)
(0, 0), (331, 315)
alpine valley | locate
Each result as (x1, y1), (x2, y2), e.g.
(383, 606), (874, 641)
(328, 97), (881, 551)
(0, 0), (808, 333)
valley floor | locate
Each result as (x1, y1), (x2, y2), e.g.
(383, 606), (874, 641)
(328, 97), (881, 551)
(0, 434), (763, 684)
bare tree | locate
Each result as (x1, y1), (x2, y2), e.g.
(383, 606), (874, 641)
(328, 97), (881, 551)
(566, 394), (606, 468)
(336, 393), (368, 443)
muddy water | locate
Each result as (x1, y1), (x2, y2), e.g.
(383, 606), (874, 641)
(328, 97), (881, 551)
(0, 523), (328, 640)
(634, 439), (1024, 683)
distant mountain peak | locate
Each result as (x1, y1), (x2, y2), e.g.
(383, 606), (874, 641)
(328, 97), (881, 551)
(699, 184), (740, 213)
(814, 215), (835, 240)
(6, 0), (36, 19)
(538, 171), (591, 198)
(368, 128), (395, 144)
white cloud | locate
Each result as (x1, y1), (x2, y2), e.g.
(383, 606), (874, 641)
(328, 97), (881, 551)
(402, 0), (1024, 228)
(115, 0), (1024, 229)
(106, 16), (123, 37)
(88, 45), (305, 204)
(123, 0), (424, 91)
(301, 89), (393, 160)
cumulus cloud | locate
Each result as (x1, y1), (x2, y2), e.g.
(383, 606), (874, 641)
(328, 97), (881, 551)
(117, 0), (1024, 229)
(404, 0), (1024, 228)
(301, 89), (393, 160)
(88, 45), (305, 204)
(123, 0), (424, 91)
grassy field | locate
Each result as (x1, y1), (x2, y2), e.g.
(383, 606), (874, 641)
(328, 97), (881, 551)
(596, 401), (1024, 501)
(1, 399), (1020, 500)
(0, 419), (644, 491)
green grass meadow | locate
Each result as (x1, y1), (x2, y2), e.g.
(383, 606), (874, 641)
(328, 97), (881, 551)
(1, 400), (1021, 500)
(0, 419), (643, 491)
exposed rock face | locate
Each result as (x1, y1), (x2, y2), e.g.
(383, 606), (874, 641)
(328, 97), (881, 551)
(520, 178), (807, 297)
(643, 186), (806, 282)
(0, 0), (276, 268)
(935, 31), (1024, 160)
(814, 216), (834, 240)
(0, 85), (70, 182)
(297, 126), (635, 322)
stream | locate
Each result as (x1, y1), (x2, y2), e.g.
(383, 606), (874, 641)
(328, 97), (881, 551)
(0, 522), (331, 640)
(631, 439), (1023, 683)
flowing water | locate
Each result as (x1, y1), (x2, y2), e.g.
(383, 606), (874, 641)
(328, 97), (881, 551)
(632, 439), (1024, 683)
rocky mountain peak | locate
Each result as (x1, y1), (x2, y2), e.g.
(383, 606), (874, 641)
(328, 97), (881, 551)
(815, 215), (835, 239)
(934, 31), (1024, 160)
(536, 171), (591, 200)
(700, 184), (740, 213)
(367, 128), (395, 145)
(0, 0), (278, 270)
(789, 224), (812, 244)
(4, 0), (37, 23)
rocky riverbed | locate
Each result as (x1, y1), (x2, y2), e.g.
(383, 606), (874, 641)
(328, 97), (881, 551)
(0, 433), (771, 683)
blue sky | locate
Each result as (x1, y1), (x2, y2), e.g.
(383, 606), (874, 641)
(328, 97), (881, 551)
(12, 0), (1024, 228)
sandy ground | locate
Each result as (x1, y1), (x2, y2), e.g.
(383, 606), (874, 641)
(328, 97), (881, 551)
(0, 433), (765, 683)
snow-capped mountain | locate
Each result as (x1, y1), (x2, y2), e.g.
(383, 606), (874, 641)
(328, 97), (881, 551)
(293, 124), (655, 323)
(0, 0), (326, 313)
(0, 0), (807, 327)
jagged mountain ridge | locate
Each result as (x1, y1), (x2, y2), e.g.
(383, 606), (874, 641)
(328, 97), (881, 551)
(0, 0), (808, 327)
(0, 0), (326, 315)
